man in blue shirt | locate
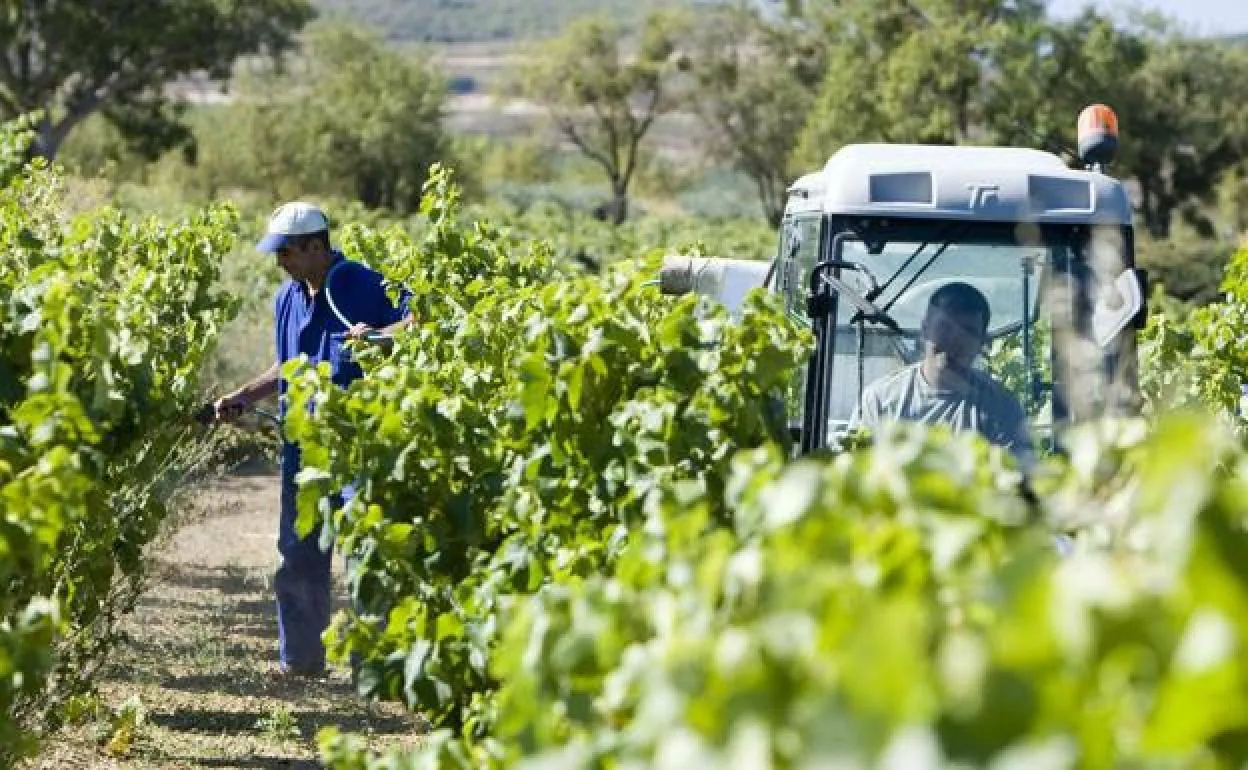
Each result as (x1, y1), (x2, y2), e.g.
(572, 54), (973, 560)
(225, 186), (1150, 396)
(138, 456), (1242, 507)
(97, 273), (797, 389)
(212, 202), (409, 678)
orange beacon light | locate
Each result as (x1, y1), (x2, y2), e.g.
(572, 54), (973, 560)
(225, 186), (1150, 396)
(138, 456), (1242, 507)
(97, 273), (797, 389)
(1078, 104), (1119, 169)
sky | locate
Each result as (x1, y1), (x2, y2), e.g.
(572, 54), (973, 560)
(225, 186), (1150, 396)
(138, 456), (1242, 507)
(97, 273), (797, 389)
(1045, 0), (1248, 36)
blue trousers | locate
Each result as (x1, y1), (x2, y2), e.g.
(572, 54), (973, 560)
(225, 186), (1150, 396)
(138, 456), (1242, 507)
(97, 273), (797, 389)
(276, 444), (333, 671)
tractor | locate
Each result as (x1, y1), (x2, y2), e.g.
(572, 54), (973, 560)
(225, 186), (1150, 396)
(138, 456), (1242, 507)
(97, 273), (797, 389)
(661, 105), (1147, 456)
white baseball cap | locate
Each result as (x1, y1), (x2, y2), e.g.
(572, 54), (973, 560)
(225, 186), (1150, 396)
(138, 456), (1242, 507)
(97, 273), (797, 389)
(256, 201), (330, 253)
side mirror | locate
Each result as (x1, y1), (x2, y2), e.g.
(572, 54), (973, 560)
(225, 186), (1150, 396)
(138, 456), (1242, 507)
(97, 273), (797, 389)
(1091, 268), (1146, 348)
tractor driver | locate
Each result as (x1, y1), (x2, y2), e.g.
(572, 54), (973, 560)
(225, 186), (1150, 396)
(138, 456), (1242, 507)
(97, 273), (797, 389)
(849, 281), (1034, 467)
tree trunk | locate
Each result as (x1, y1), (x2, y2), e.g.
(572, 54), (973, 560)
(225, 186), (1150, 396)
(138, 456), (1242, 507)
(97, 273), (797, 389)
(32, 115), (65, 160)
(760, 173), (785, 229)
(30, 104), (95, 160)
(1138, 179), (1169, 239)
(607, 183), (628, 225)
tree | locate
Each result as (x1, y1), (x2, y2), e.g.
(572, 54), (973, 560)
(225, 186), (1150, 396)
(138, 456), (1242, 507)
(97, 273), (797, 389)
(987, 11), (1248, 238)
(681, 4), (825, 226)
(0, 0), (315, 160)
(199, 22), (451, 212)
(796, 0), (1048, 167)
(515, 10), (689, 224)
(1117, 36), (1248, 238)
(796, 2), (1248, 239)
(980, 11), (1144, 154)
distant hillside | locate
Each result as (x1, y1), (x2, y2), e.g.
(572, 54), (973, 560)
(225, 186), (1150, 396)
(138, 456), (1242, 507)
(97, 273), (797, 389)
(314, 0), (690, 43)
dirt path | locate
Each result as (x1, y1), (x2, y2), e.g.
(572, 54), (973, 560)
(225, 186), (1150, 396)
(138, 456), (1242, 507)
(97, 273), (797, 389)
(29, 471), (418, 770)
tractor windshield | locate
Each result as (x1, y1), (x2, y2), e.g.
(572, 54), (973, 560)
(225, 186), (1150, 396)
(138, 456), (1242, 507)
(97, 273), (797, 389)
(821, 234), (1046, 439)
(786, 218), (1139, 453)
(839, 238), (1044, 340)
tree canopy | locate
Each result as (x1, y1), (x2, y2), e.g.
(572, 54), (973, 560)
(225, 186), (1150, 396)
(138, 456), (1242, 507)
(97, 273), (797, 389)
(681, 4), (825, 226)
(190, 22), (451, 212)
(0, 0), (315, 160)
(780, 0), (1248, 238)
(515, 11), (690, 224)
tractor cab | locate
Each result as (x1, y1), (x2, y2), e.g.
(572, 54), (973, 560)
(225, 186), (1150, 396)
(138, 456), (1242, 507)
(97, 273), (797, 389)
(658, 106), (1144, 457)
(779, 106), (1145, 454)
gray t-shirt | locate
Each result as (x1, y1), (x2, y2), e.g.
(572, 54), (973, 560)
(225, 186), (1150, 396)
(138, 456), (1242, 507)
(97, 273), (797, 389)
(850, 363), (1033, 463)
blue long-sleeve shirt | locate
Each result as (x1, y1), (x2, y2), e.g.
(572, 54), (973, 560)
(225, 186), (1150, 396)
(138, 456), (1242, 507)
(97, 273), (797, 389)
(274, 250), (408, 409)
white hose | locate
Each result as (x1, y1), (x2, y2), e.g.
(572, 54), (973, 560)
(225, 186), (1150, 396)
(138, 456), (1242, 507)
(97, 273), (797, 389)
(323, 260), (355, 330)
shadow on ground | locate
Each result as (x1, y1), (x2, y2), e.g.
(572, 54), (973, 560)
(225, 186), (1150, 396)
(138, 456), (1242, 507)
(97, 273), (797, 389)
(152, 706), (413, 736)
(154, 562), (267, 595)
(170, 758), (319, 769)
(27, 472), (422, 769)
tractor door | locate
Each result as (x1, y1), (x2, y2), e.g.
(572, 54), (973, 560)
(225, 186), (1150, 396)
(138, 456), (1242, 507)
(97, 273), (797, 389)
(775, 214), (824, 443)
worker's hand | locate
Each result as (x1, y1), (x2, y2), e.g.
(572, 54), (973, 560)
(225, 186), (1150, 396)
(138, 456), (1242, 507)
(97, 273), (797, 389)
(345, 322), (374, 340)
(212, 393), (250, 424)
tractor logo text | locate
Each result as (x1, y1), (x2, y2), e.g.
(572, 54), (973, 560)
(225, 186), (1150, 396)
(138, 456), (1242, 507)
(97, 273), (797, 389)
(967, 184), (1000, 210)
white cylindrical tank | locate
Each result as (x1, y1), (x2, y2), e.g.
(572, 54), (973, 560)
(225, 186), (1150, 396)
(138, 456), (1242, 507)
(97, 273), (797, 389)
(658, 256), (773, 317)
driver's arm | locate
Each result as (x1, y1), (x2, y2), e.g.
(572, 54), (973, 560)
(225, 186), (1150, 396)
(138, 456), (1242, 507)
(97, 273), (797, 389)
(986, 385), (1035, 471)
(1005, 416), (1036, 471)
(849, 385), (883, 430)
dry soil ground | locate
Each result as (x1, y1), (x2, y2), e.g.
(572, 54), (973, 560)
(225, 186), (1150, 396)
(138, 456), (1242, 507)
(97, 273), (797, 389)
(26, 470), (421, 770)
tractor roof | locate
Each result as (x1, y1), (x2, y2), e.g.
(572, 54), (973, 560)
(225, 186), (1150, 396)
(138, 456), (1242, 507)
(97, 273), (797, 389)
(785, 143), (1132, 227)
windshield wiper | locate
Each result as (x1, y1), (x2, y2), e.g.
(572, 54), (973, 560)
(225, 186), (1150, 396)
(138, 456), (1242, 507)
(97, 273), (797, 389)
(813, 259), (902, 334)
(871, 222), (972, 310)
(880, 235), (963, 315)
(870, 239), (929, 301)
